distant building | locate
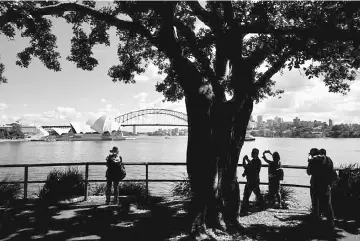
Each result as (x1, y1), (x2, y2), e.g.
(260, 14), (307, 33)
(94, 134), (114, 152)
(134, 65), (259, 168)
(275, 116), (282, 127)
(282, 130), (292, 137)
(329, 119), (333, 128)
(257, 115), (263, 128)
(293, 117), (300, 127)
(248, 121), (256, 129)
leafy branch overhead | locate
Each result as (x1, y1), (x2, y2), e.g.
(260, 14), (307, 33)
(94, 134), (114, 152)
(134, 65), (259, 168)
(1, 1), (360, 100)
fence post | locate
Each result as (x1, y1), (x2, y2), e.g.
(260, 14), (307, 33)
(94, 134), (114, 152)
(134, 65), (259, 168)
(145, 163), (149, 199)
(24, 166), (28, 200)
(84, 163), (89, 201)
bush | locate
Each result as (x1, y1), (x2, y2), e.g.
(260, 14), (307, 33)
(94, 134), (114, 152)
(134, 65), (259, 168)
(171, 175), (193, 200)
(90, 182), (156, 206)
(331, 163), (360, 220)
(0, 176), (22, 205)
(38, 168), (85, 203)
(90, 183), (107, 196)
(262, 185), (295, 209)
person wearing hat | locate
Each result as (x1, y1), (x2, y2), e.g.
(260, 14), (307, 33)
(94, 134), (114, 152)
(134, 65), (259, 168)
(105, 146), (123, 204)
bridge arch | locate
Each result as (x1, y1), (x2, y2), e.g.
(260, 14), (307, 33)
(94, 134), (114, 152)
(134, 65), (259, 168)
(114, 108), (188, 125)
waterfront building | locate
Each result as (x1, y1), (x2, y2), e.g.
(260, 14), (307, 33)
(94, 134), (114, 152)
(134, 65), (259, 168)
(293, 117), (300, 127)
(282, 130), (292, 137)
(257, 115), (263, 128)
(263, 129), (275, 137)
(248, 121), (256, 129)
(267, 119), (275, 127)
(329, 119), (333, 128)
(49, 128), (71, 136)
(70, 122), (96, 134)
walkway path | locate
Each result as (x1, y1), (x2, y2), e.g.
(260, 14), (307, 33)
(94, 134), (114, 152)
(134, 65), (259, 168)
(1, 197), (359, 241)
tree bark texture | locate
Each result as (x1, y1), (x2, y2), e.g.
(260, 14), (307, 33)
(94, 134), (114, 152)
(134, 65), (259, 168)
(185, 86), (253, 239)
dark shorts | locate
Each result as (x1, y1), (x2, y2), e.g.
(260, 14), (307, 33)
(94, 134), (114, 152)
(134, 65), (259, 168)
(106, 168), (121, 182)
(269, 178), (280, 193)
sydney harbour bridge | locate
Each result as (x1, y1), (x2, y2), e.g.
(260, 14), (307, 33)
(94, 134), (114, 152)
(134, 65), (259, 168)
(42, 108), (188, 134)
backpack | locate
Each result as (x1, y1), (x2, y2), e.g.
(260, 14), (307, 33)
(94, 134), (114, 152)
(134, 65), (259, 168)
(118, 160), (126, 180)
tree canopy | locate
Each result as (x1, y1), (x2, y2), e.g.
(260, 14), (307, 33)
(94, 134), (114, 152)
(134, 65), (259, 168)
(2, 1), (360, 103)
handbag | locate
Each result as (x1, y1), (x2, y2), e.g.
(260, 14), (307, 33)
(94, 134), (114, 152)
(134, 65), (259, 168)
(118, 162), (126, 180)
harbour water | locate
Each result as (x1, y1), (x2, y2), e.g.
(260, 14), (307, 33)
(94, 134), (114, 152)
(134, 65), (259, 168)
(0, 137), (359, 198)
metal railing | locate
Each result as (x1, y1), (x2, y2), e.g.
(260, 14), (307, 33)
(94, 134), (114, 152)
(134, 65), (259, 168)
(0, 162), (341, 200)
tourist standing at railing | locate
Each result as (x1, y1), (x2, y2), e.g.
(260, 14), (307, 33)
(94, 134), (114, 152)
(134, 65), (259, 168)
(262, 150), (283, 207)
(307, 148), (335, 231)
(241, 148), (264, 213)
(105, 146), (125, 204)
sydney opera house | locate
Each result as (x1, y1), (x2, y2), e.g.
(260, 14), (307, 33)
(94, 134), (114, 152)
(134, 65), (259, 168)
(1, 115), (134, 141)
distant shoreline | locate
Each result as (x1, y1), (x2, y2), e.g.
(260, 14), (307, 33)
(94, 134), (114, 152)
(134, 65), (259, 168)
(0, 139), (27, 143)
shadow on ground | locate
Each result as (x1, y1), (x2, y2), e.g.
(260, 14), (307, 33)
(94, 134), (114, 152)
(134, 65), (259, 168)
(1, 199), (359, 241)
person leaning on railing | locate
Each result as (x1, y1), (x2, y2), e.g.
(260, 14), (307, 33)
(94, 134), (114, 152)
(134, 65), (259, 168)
(262, 150), (284, 207)
(105, 146), (125, 205)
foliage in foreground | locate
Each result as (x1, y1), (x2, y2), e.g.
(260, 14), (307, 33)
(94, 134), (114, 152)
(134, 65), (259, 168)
(90, 182), (160, 207)
(38, 168), (85, 203)
(332, 164), (360, 220)
(262, 185), (295, 209)
(0, 176), (22, 205)
(171, 175), (193, 200)
(172, 175), (296, 209)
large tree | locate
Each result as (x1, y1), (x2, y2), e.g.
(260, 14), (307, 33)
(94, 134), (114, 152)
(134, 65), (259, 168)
(2, 1), (360, 239)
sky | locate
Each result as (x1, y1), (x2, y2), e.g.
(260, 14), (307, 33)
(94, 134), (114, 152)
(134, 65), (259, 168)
(1, 11), (360, 132)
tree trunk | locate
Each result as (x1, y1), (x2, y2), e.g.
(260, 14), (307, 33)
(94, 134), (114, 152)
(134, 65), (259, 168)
(186, 91), (253, 240)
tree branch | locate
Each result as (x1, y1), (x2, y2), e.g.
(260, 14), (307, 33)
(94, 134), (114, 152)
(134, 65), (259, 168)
(187, 1), (218, 30)
(240, 24), (360, 42)
(247, 43), (272, 69)
(253, 52), (290, 92)
(32, 3), (156, 44)
(221, 2), (234, 28)
(0, 9), (23, 28)
(173, 19), (225, 100)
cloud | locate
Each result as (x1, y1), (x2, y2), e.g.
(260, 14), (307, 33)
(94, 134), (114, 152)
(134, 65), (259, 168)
(272, 70), (319, 93)
(137, 97), (186, 113)
(23, 104), (28, 107)
(16, 106), (83, 125)
(0, 103), (8, 110)
(134, 92), (148, 102)
(0, 114), (9, 124)
(134, 75), (149, 82)
(56, 107), (76, 115)
(253, 72), (360, 124)
(133, 64), (166, 83)
(100, 98), (111, 104)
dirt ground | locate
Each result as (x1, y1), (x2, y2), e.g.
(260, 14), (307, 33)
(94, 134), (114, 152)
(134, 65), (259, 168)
(0, 195), (359, 241)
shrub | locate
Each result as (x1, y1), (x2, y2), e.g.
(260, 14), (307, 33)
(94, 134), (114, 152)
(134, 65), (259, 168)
(331, 163), (360, 220)
(89, 182), (156, 206)
(262, 185), (295, 209)
(90, 183), (107, 196)
(0, 176), (22, 205)
(38, 168), (85, 203)
(118, 182), (150, 206)
(171, 175), (193, 200)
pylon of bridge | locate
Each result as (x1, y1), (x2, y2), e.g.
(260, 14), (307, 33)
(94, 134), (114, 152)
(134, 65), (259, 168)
(133, 126), (137, 135)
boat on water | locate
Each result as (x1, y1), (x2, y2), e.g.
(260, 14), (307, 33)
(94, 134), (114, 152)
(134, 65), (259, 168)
(165, 136), (171, 139)
(245, 133), (256, 141)
(101, 131), (136, 141)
